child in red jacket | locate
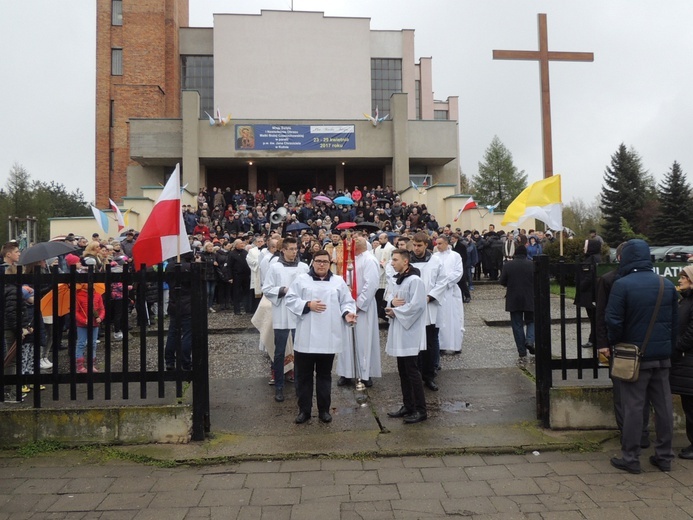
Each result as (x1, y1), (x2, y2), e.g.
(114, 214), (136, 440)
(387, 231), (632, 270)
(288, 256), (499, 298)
(75, 284), (106, 373)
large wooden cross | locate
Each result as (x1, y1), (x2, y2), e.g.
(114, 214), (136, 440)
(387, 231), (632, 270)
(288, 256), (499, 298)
(493, 13), (593, 178)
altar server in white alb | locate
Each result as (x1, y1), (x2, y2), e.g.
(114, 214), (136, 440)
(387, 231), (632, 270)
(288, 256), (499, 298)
(410, 232), (446, 391)
(385, 249), (428, 424)
(262, 237), (309, 403)
(434, 235), (464, 356)
(285, 249), (357, 424)
(336, 236), (382, 387)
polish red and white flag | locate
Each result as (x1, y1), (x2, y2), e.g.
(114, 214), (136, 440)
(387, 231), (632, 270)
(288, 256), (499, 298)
(132, 164), (191, 269)
(454, 197), (477, 221)
(109, 198), (125, 232)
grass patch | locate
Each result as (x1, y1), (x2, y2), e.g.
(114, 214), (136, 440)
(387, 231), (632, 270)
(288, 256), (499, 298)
(550, 281), (576, 299)
(16, 440), (65, 458)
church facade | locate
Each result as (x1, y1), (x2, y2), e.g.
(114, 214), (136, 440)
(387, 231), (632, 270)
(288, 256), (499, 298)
(95, 1), (461, 218)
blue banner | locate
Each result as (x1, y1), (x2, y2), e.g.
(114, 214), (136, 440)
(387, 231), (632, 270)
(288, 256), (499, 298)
(235, 125), (356, 151)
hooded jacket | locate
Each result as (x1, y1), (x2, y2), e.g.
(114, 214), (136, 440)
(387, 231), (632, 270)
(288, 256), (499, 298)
(605, 239), (678, 361)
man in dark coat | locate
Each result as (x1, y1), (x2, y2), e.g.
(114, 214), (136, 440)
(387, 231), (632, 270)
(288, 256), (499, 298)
(165, 252), (194, 371)
(605, 239), (678, 474)
(499, 245), (534, 361)
(226, 239), (252, 315)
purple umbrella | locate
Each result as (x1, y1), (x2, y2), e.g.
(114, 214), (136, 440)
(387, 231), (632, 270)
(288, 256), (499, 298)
(314, 195), (333, 204)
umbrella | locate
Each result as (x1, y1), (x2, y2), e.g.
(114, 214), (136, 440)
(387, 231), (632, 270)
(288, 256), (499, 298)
(374, 198), (391, 205)
(333, 196), (354, 206)
(41, 283), (107, 318)
(285, 222), (310, 233)
(18, 241), (78, 265)
(336, 222), (357, 230)
(314, 195), (332, 204)
(354, 222), (380, 232)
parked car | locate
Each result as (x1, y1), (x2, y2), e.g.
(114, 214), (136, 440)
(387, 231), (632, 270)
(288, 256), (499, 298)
(651, 245), (685, 262)
(665, 245), (693, 262)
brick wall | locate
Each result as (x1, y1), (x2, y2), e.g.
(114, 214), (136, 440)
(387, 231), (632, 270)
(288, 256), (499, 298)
(95, 0), (188, 207)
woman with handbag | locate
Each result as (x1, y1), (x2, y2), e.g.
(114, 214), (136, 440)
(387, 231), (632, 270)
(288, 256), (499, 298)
(670, 265), (693, 459)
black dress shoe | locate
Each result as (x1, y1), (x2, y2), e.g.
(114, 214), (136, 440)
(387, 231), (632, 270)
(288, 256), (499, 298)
(318, 411), (332, 423)
(649, 455), (671, 472)
(274, 390), (284, 402)
(387, 406), (413, 418)
(362, 378), (373, 388)
(610, 457), (641, 474)
(679, 446), (693, 459)
(165, 365), (175, 371)
(581, 342), (594, 349)
(337, 376), (352, 387)
(525, 344), (535, 355)
(424, 380), (439, 391)
(295, 411), (310, 424)
(403, 411), (427, 424)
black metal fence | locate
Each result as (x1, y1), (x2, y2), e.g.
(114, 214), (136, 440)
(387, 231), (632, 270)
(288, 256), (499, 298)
(533, 255), (607, 427)
(0, 263), (210, 440)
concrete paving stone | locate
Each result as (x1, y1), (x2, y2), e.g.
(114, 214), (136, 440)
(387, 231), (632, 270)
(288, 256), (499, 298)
(97, 511), (139, 520)
(632, 484), (677, 500)
(149, 473), (202, 491)
(440, 496), (497, 516)
(288, 470), (335, 487)
(541, 511), (590, 520)
(547, 460), (602, 476)
(546, 475), (591, 492)
(363, 458), (405, 470)
(0, 477), (23, 494)
(132, 508), (187, 520)
(334, 470), (381, 485)
(521, 451), (571, 463)
(341, 510), (395, 520)
(211, 505), (243, 519)
(249, 487), (301, 506)
(401, 456), (445, 468)
(197, 472), (247, 490)
(184, 506), (212, 518)
(98, 465), (157, 478)
(234, 461), (282, 474)
(47, 493), (106, 512)
(488, 476), (543, 495)
(583, 487), (640, 504)
(441, 480), (494, 498)
(390, 498), (446, 516)
(96, 492), (155, 511)
(278, 459), (321, 472)
(377, 468), (423, 484)
(12, 466), (72, 479)
(258, 504), (293, 520)
(342, 500), (393, 512)
(480, 453), (527, 466)
(1, 493), (59, 513)
(536, 491), (598, 511)
(464, 464), (513, 481)
(106, 476), (156, 493)
(396, 482), (447, 500)
(505, 462), (553, 478)
(419, 466), (469, 483)
(62, 466), (124, 479)
(632, 507), (693, 520)
(487, 495), (521, 513)
(148, 489), (204, 508)
(669, 469), (693, 486)
(244, 472), (290, 489)
(60, 477), (115, 494)
(291, 501), (340, 519)
(200, 488), (252, 507)
(14, 477), (71, 494)
(581, 509), (641, 520)
(440, 454), (487, 467)
(299, 484), (350, 501)
(348, 484), (400, 502)
(320, 459), (364, 471)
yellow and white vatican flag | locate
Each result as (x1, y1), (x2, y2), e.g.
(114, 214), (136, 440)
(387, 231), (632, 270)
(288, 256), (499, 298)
(501, 175), (563, 231)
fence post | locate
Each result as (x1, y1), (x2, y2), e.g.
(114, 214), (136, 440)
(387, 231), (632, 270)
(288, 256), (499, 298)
(190, 262), (210, 441)
(534, 254), (552, 428)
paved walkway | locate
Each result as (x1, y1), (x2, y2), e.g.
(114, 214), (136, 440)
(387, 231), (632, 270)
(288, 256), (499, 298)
(2, 436), (693, 519)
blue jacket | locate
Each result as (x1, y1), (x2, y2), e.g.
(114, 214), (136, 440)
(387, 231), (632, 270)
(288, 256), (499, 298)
(605, 239), (678, 361)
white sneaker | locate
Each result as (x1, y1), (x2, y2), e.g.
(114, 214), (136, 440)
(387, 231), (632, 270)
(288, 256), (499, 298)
(40, 358), (53, 370)
(113, 331), (124, 341)
(209, 307), (216, 313)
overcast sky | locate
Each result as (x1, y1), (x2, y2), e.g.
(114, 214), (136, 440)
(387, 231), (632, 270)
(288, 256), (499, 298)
(1, 0), (692, 207)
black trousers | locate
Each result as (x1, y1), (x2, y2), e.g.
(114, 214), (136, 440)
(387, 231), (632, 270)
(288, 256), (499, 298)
(680, 394), (693, 446)
(294, 351), (335, 415)
(397, 355), (426, 414)
(417, 325), (439, 383)
(232, 278), (251, 313)
(375, 288), (387, 320)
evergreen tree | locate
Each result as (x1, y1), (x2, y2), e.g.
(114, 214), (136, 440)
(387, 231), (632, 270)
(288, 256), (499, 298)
(650, 161), (693, 244)
(472, 136), (527, 211)
(599, 144), (650, 245)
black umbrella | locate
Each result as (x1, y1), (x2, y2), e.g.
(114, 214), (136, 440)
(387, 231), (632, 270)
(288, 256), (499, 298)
(374, 198), (391, 204)
(354, 222), (381, 232)
(18, 241), (78, 265)
(285, 222), (310, 233)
